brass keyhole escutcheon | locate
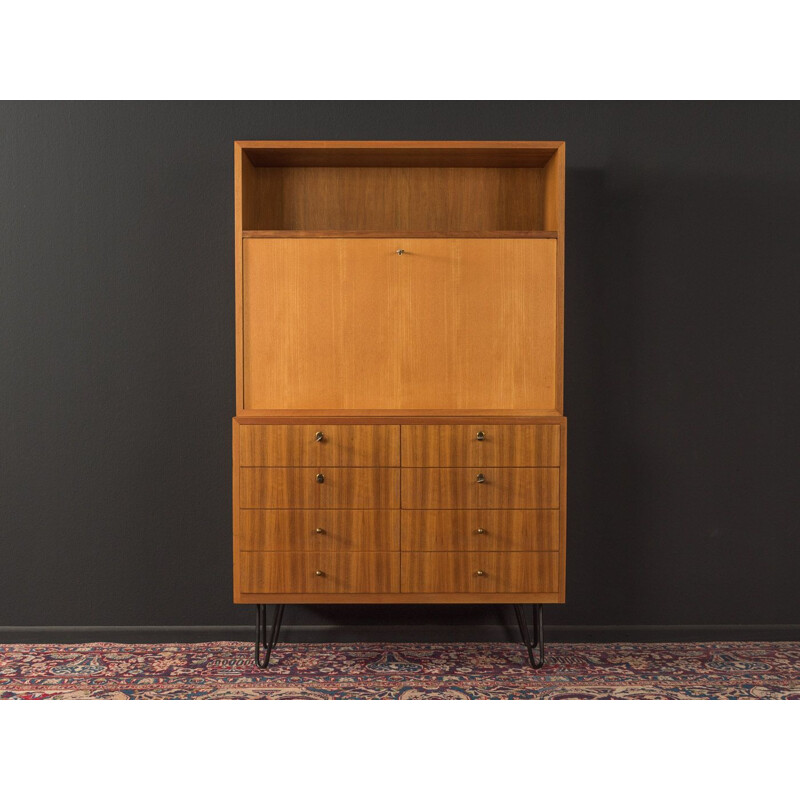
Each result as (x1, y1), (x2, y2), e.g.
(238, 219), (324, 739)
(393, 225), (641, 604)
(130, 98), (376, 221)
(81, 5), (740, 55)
(315, 431), (324, 442)
(476, 473), (486, 484)
(476, 431), (485, 441)
(316, 473), (325, 484)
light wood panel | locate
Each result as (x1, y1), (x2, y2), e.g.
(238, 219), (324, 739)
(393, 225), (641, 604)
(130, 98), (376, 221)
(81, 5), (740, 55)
(240, 510), (399, 551)
(401, 510), (559, 552)
(402, 424), (560, 467)
(401, 552), (559, 593)
(401, 468), (559, 509)
(241, 552), (399, 593)
(243, 238), (558, 411)
(243, 238), (401, 410)
(244, 167), (546, 231)
(239, 424), (399, 466)
(240, 467), (399, 509)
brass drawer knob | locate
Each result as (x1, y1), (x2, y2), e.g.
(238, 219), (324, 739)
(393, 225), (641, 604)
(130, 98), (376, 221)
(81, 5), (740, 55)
(314, 527), (326, 535)
(316, 473), (325, 483)
(315, 431), (324, 442)
(476, 431), (486, 441)
(474, 528), (487, 535)
(475, 570), (486, 577)
(476, 473), (486, 484)
(314, 570), (325, 577)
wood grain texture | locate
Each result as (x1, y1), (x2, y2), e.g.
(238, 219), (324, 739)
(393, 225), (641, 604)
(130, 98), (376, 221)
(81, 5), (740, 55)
(240, 467), (399, 509)
(233, 141), (567, 605)
(401, 424), (560, 467)
(243, 238), (557, 411)
(239, 424), (399, 466)
(241, 552), (399, 593)
(401, 468), (560, 509)
(401, 552), (559, 593)
(401, 510), (559, 552)
(244, 167), (546, 231)
(239, 510), (400, 552)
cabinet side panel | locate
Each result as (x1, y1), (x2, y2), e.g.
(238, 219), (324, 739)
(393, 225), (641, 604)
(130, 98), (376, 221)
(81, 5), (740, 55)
(559, 419), (567, 602)
(232, 418), (241, 601)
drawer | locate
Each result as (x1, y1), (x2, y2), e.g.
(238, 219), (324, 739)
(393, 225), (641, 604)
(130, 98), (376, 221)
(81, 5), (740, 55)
(401, 552), (559, 593)
(239, 424), (399, 466)
(240, 467), (400, 508)
(401, 468), (559, 509)
(241, 552), (399, 593)
(402, 424), (560, 467)
(401, 510), (559, 551)
(239, 510), (400, 551)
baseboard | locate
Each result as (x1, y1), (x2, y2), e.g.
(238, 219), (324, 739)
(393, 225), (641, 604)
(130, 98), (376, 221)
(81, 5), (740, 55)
(1, 624), (798, 644)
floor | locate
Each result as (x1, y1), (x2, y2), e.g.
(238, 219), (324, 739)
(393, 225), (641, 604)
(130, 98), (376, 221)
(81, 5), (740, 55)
(1, 641), (797, 699)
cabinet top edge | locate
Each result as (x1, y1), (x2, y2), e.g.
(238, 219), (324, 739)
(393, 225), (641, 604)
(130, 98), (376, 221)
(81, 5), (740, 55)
(236, 141), (565, 168)
(235, 140), (565, 149)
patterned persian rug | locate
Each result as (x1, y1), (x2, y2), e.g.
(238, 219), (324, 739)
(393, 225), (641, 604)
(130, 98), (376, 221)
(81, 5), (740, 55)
(1, 641), (798, 699)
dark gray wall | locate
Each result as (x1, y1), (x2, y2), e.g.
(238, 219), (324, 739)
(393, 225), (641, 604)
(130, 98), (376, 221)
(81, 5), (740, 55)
(2, 102), (799, 639)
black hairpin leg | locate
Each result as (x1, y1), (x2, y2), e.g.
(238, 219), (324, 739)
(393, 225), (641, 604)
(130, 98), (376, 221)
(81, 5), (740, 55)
(513, 603), (545, 668)
(255, 604), (285, 668)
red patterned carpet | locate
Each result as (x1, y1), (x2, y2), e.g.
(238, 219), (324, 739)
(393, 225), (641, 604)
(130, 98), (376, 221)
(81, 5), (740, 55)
(1, 641), (798, 699)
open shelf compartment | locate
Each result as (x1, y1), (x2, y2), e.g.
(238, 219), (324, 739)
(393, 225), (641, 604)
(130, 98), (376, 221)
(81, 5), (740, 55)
(237, 141), (564, 235)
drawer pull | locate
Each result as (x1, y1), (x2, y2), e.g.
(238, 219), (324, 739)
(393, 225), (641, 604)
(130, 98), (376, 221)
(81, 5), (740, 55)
(313, 527), (326, 535)
(315, 431), (324, 442)
(476, 431), (486, 441)
(476, 473), (486, 484)
(475, 570), (486, 577)
(314, 570), (325, 577)
(396, 249), (405, 255)
(474, 528), (487, 535)
(316, 473), (325, 484)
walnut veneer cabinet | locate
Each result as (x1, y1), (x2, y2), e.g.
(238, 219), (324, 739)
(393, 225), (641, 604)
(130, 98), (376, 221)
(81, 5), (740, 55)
(233, 141), (566, 668)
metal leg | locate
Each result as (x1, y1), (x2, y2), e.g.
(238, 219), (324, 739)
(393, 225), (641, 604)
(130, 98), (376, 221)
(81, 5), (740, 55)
(255, 604), (285, 668)
(513, 603), (545, 669)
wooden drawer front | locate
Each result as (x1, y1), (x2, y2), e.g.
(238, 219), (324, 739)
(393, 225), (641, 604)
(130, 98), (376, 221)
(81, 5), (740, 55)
(240, 510), (400, 551)
(241, 552), (399, 593)
(240, 468), (399, 509)
(401, 468), (559, 509)
(401, 510), (559, 552)
(239, 424), (399, 466)
(402, 425), (560, 467)
(401, 552), (559, 593)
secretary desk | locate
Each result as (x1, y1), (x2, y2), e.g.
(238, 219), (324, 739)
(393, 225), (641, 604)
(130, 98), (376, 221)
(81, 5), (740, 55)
(232, 140), (566, 668)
